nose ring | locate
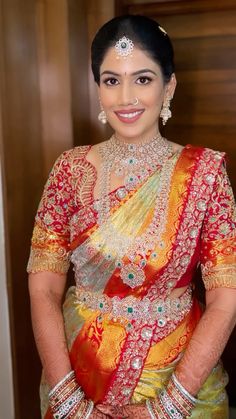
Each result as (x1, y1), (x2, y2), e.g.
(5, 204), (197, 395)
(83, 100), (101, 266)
(132, 97), (139, 105)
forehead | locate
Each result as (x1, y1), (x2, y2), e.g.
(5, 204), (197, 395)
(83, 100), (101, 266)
(100, 47), (160, 74)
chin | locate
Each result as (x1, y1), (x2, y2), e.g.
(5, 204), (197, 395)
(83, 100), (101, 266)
(111, 124), (146, 140)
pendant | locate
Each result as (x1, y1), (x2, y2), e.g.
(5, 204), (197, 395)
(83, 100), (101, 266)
(120, 263), (146, 288)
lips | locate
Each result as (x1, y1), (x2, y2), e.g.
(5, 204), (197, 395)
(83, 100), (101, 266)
(114, 109), (144, 123)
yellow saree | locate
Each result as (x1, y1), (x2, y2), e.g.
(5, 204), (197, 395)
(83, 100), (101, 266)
(27, 144), (236, 418)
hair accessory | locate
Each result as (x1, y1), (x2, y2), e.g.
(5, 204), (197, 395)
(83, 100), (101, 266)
(160, 97), (172, 125)
(159, 25), (167, 35)
(115, 36), (134, 58)
(132, 97), (139, 105)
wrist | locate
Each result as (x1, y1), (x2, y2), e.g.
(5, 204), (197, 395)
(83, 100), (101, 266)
(48, 370), (94, 419)
(146, 372), (197, 418)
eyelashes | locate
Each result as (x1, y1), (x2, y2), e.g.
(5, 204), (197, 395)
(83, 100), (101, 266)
(103, 77), (119, 86)
(101, 76), (153, 86)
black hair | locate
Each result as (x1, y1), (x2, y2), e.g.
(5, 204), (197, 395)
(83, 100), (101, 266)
(91, 15), (175, 85)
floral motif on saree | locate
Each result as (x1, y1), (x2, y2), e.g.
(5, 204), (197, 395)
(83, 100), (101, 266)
(27, 144), (236, 418)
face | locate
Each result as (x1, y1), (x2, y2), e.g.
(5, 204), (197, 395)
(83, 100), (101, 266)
(98, 46), (176, 142)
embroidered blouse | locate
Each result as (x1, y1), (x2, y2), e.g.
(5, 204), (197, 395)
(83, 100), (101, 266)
(27, 145), (236, 291)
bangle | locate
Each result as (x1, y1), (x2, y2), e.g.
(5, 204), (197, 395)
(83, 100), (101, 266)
(159, 390), (183, 418)
(146, 399), (157, 419)
(172, 373), (197, 405)
(48, 370), (85, 419)
(53, 388), (84, 419)
(49, 371), (75, 398)
(146, 398), (166, 419)
(75, 399), (94, 419)
(146, 372), (197, 419)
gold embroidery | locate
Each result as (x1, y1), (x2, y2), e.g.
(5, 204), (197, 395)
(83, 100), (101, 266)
(203, 264), (236, 291)
(200, 161), (236, 290)
(27, 146), (97, 274)
(27, 221), (71, 274)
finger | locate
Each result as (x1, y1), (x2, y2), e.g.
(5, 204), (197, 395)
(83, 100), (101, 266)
(96, 405), (113, 414)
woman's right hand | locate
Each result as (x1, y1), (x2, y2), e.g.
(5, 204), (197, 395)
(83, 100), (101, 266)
(88, 406), (110, 418)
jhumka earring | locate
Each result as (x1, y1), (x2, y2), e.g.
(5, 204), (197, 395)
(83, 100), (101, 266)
(160, 96), (172, 125)
(98, 99), (107, 124)
(98, 109), (107, 124)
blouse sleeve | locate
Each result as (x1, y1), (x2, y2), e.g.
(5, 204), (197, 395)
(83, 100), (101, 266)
(200, 162), (236, 291)
(27, 150), (75, 274)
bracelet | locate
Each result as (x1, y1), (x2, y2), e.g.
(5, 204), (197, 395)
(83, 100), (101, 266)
(146, 398), (166, 419)
(49, 371), (75, 398)
(75, 399), (94, 419)
(172, 373), (197, 404)
(48, 370), (85, 419)
(53, 388), (84, 419)
(159, 390), (183, 418)
(146, 372), (197, 419)
(146, 399), (158, 419)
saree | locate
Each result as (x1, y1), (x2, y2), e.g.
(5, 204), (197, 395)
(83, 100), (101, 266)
(27, 144), (236, 418)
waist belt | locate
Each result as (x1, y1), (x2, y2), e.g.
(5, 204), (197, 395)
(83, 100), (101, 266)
(75, 285), (193, 329)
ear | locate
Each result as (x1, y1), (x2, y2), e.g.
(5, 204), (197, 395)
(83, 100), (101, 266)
(164, 73), (177, 100)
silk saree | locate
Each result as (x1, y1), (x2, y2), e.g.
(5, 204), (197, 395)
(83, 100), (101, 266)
(27, 144), (236, 418)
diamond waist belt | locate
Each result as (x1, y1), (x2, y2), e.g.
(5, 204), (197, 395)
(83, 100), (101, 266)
(75, 285), (193, 328)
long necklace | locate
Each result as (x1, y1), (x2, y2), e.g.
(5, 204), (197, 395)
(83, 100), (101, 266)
(97, 134), (175, 288)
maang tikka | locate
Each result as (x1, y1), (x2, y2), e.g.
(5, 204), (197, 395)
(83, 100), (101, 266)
(115, 36), (134, 58)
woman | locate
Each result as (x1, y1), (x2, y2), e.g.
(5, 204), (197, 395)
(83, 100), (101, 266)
(28, 15), (236, 419)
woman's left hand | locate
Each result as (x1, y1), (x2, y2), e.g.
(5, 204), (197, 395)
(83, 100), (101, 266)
(96, 403), (150, 418)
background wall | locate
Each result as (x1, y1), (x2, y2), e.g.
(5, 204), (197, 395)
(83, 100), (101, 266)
(0, 0), (235, 417)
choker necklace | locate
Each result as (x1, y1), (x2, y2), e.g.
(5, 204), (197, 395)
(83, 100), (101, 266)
(97, 133), (173, 225)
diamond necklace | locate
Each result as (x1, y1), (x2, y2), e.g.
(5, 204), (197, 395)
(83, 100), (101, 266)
(97, 133), (173, 226)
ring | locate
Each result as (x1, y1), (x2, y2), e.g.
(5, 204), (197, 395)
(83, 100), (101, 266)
(132, 97), (139, 105)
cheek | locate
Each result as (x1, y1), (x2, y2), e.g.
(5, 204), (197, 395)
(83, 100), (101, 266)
(99, 87), (117, 108)
(142, 86), (164, 108)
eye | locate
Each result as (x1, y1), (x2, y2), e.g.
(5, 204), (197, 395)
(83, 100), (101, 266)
(136, 76), (152, 85)
(103, 77), (119, 86)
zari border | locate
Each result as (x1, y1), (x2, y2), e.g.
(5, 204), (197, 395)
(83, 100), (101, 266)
(147, 147), (225, 300)
(103, 147), (224, 405)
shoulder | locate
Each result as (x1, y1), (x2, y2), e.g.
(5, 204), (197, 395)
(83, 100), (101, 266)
(51, 145), (92, 174)
(183, 144), (226, 166)
(55, 145), (91, 163)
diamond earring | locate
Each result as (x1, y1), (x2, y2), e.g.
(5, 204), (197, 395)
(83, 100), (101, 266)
(98, 110), (107, 124)
(160, 97), (172, 125)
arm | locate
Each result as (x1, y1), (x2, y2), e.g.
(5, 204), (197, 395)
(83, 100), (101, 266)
(175, 287), (236, 395)
(175, 161), (236, 395)
(28, 151), (108, 418)
(28, 271), (71, 388)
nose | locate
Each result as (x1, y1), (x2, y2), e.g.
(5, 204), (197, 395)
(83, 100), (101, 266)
(118, 81), (135, 106)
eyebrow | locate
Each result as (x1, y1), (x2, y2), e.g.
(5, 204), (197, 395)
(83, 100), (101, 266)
(100, 69), (158, 76)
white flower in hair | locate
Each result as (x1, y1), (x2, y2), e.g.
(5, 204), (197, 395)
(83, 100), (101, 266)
(158, 25), (167, 35)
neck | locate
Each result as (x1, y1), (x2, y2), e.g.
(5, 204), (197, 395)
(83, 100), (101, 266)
(114, 129), (162, 145)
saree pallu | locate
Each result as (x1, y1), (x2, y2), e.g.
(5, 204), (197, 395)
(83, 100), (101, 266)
(29, 145), (235, 419)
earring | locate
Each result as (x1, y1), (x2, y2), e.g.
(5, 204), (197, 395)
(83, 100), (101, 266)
(98, 99), (107, 124)
(160, 97), (172, 125)
(98, 110), (107, 124)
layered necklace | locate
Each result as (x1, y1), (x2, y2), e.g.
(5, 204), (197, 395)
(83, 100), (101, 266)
(96, 133), (175, 288)
(98, 133), (173, 225)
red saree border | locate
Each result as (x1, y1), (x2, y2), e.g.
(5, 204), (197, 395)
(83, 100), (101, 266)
(103, 145), (201, 298)
(147, 146), (225, 300)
